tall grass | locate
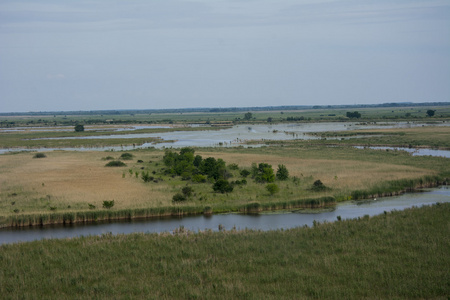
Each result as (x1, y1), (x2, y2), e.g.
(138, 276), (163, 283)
(350, 175), (447, 200)
(2, 197), (336, 228)
(1, 203), (448, 299)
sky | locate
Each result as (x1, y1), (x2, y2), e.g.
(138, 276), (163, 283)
(0, 0), (449, 113)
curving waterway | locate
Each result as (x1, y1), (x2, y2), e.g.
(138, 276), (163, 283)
(1, 186), (449, 245)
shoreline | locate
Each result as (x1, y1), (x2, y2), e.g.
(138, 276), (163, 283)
(2, 180), (447, 229)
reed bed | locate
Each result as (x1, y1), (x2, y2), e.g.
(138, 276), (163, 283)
(2, 197), (336, 228)
(1, 203), (448, 299)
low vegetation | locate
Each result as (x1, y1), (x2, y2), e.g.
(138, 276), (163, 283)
(1, 203), (448, 299)
(104, 160), (127, 167)
(0, 143), (448, 227)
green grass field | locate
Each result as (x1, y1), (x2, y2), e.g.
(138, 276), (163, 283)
(1, 203), (449, 299)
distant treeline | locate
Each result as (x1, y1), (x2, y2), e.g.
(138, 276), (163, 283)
(1, 102), (448, 116)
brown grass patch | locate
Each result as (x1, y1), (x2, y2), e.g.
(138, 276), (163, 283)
(198, 151), (436, 191)
(0, 151), (170, 214)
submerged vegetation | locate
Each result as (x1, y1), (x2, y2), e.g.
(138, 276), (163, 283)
(1, 203), (449, 298)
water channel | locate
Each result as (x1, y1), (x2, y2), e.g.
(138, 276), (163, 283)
(1, 186), (449, 245)
(1, 121), (449, 154)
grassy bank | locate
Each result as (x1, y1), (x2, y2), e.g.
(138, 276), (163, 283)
(1, 146), (448, 227)
(2, 196), (335, 228)
(1, 203), (449, 299)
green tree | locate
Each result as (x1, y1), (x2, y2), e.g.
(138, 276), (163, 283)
(311, 180), (327, 191)
(102, 200), (115, 209)
(346, 111), (361, 118)
(74, 124), (85, 132)
(266, 183), (280, 195)
(213, 179), (234, 194)
(276, 164), (289, 180)
(426, 110), (436, 117)
(254, 163), (275, 183)
(181, 186), (193, 198)
(172, 193), (186, 202)
(244, 112), (253, 120)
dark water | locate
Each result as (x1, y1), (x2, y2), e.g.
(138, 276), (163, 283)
(1, 187), (448, 245)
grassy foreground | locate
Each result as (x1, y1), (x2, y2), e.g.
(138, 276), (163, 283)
(1, 203), (449, 299)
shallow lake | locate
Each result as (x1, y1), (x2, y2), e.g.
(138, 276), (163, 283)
(354, 146), (450, 158)
(1, 186), (448, 245)
(2, 121), (448, 153)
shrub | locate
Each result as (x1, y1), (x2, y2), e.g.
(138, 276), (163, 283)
(192, 174), (207, 183)
(88, 204), (96, 210)
(105, 161), (127, 167)
(311, 180), (328, 191)
(33, 153), (47, 158)
(182, 186), (193, 198)
(254, 163), (275, 183)
(120, 153), (134, 160)
(276, 164), (289, 180)
(74, 124), (84, 132)
(240, 169), (250, 178)
(141, 171), (153, 182)
(228, 163), (239, 170)
(213, 179), (234, 194)
(172, 193), (186, 202)
(266, 183), (280, 195)
(102, 200), (115, 209)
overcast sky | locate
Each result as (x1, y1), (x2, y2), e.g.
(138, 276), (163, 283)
(0, 0), (449, 113)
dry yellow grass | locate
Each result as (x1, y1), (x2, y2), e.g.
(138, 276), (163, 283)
(198, 151), (436, 192)
(0, 151), (170, 215)
(0, 149), (438, 216)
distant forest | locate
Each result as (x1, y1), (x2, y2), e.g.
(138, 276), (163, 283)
(0, 102), (448, 116)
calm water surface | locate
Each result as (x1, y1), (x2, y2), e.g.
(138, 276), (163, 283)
(1, 187), (448, 245)
(2, 122), (449, 153)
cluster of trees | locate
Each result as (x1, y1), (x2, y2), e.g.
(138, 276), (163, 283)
(163, 148), (291, 201)
(346, 111), (361, 118)
(163, 147), (228, 182)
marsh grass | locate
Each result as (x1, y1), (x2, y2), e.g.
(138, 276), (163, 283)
(0, 147), (447, 227)
(0, 203), (448, 299)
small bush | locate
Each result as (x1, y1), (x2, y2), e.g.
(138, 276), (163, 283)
(213, 179), (234, 194)
(276, 164), (289, 181)
(102, 156), (114, 160)
(88, 204), (96, 210)
(192, 174), (207, 183)
(228, 163), (239, 170)
(119, 153), (134, 160)
(33, 153), (47, 159)
(141, 171), (153, 182)
(311, 180), (328, 191)
(102, 200), (115, 209)
(105, 161), (127, 167)
(182, 186), (193, 198)
(74, 124), (85, 132)
(266, 183), (280, 195)
(172, 193), (186, 202)
(240, 169), (251, 178)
